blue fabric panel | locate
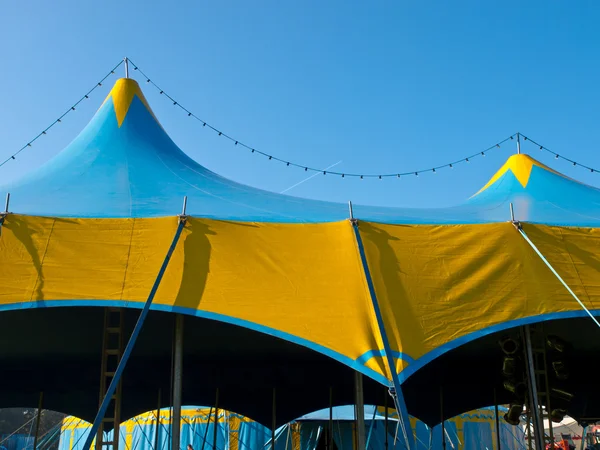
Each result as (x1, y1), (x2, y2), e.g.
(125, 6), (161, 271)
(4, 80), (600, 225)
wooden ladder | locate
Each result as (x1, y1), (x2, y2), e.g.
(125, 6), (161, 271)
(96, 307), (124, 450)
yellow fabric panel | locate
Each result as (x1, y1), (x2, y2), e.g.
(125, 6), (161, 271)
(153, 218), (382, 365)
(358, 221), (589, 371)
(0, 216), (138, 302)
(521, 223), (600, 304)
(101, 78), (158, 127)
(0, 215), (383, 374)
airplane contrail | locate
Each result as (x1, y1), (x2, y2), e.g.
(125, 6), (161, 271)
(280, 160), (343, 194)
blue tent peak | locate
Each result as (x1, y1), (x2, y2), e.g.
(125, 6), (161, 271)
(2, 78), (600, 226)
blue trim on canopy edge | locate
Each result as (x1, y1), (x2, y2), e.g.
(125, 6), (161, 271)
(397, 308), (600, 383)
(355, 349), (415, 366)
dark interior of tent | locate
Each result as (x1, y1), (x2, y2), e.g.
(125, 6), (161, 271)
(402, 315), (600, 426)
(0, 307), (389, 429)
(2, 307), (598, 431)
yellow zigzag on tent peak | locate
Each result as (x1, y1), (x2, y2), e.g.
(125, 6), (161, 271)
(474, 154), (561, 196)
(101, 78), (158, 127)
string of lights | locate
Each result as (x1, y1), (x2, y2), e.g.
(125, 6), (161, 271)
(3, 58), (600, 179)
(521, 134), (600, 173)
(128, 59), (514, 178)
(0, 59), (124, 168)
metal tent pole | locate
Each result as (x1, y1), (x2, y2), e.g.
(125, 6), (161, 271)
(348, 203), (414, 450)
(0, 192), (9, 226)
(523, 326), (544, 450)
(154, 389), (162, 450)
(172, 314), (184, 450)
(213, 388), (220, 450)
(272, 388), (277, 450)
(32, 392), (44, 450)
(328, 387), (333, 450)
(384, 391), (388, 450)
(200, 407), (213, 450)
(440, 387), (446, 450)
(354, 372), (365, 450)
(494, 390), (501, 450)
(83, 199), (188, 450)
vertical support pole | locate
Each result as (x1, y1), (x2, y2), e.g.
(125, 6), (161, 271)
(354, 372), (365, 450)
(328, 387), (333, 450)
(124, 58), (129, 79)
(580, 426), (588, 450)
(440, 387), (446, 450)
(172, 314), (184, 450)
(526, 408), (533, 450)
(494, 390), (501, 450)
(154, 389), (162, 450)
(32, 392), (44, 450)
(200, 407), (213, 450)
(517, 133), (521, 154)
(384, 391), (389, 450)
(349, 212), (414, 450)
(213, 388), (220, 450)
(83, 211), (187, 450)
(0, 192), (10, 226)
(523, 325), (544, 450)
(272, 388), (277, 450)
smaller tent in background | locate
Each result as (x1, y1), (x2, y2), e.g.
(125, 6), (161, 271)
(290, 406), (525, 450)
(58, 407), (270, 450)
(58, 406), (525, 450)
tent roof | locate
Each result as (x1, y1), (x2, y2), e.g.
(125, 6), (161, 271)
(2, 78), (599, 225)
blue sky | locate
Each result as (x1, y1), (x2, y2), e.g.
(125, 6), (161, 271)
(1, 1), (600, 208)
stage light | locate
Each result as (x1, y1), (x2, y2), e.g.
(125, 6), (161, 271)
(504, 404), (524, 426)
(551, 388), (574, 402)
(547, 335), (569, 353)
(499, 336), (520, 355)
(502, 356), (518, 377)
(552, 360), (570, 380)
(503, 380), (527, 399)
(550, 409), (568, 423)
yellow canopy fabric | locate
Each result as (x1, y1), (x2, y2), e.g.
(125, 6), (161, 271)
(1, 214), (598, 383)
(358, 221), (600, 379)
(0, 214), (385, 380)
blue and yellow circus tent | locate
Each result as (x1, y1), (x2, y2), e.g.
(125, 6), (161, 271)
(1, 76), (599, 432)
